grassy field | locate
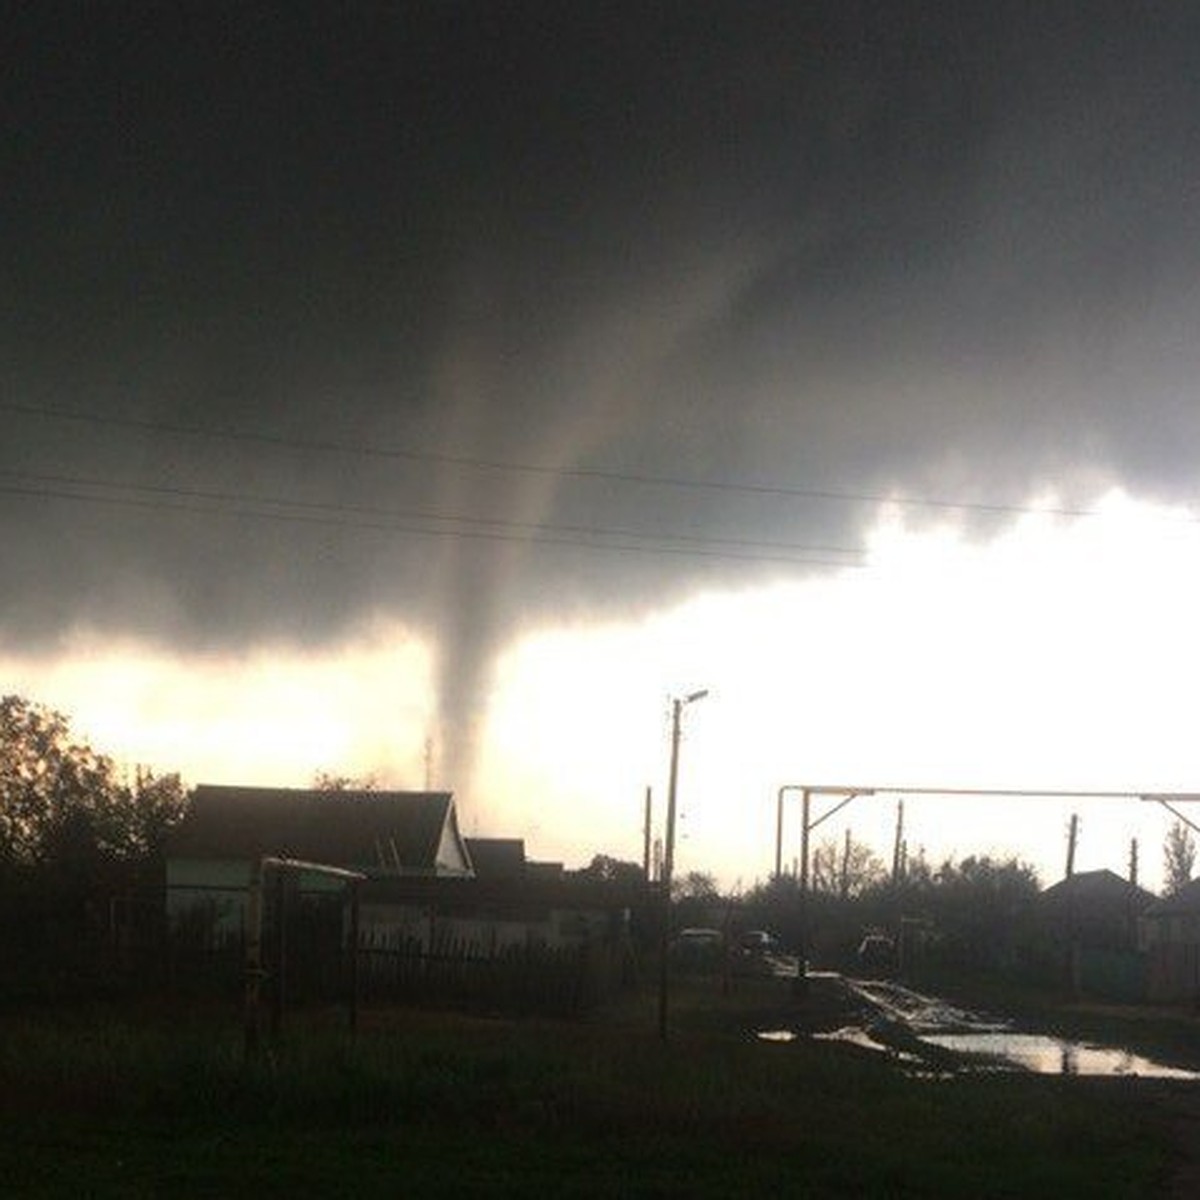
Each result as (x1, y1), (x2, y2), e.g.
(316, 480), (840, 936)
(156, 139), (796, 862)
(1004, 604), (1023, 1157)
(0, 982), (1191, 1198)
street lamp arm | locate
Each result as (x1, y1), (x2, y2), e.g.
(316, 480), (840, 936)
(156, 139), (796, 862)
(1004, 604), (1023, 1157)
(807, 792), (862, 833)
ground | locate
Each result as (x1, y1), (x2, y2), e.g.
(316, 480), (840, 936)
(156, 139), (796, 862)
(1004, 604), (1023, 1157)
(2, 977), (1199, 1196)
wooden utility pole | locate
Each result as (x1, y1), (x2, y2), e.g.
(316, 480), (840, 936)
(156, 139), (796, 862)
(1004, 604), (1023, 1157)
(891, 799), (905, 885)
(1065, 813), (1079, 878)
(657, 690), (707, 1041)
(1129, 837), (1139, 889)
(642, 786), (653, 881)
(799, 789), (812, 898)
(243, 860), (265, 1061)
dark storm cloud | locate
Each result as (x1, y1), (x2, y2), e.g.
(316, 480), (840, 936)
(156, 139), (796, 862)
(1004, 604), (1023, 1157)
(7, 3), (1200, 780)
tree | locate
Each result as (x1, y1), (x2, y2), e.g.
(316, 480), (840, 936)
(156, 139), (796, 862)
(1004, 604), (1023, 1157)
(578, 853), (644, 885)
(672, 870), (718, 902)
(911, 854), (1041, 970)
(0, 694), (186, 870)
(810, 835), (885, 898)
(312, 770), (380, 791)
(1163, 820), (1196, 897)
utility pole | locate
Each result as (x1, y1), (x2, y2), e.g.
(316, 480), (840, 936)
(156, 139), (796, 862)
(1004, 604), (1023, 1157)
(658, 690), (708, 1041)
(423, 737), (434, 790)
(1065, 813), (1080, 993)
(1065, 813), (1079, 878)
(642, 786), (653, 881)
(891, 799), (905, 886)
(799, 789), (812, 898)
(1129, 836), (1139, 889)
(840, 828), (851, 900)
(663, 701), (683, 891)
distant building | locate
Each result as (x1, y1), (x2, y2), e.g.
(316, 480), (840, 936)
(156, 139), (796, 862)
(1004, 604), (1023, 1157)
(464, 837), (526, 880)
(1140, 878), (1200, 1002)
(166, 784), (472, 935)
(165, 785), (627, 954)
(1038, 868), (1154, 952)
(1033, 869), (1155, 1001)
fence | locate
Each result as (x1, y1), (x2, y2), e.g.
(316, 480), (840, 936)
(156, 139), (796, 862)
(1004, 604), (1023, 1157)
(1146, 942), (1200, 1004)
(356, 930), (621, 1017)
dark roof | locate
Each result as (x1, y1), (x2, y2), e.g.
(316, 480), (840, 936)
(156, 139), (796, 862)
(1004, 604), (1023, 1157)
(464, 837), (525, 880)
(168, 785), (457, 872)
(1145, 876), (1200, 917)
(1040, 869), (1155, 910)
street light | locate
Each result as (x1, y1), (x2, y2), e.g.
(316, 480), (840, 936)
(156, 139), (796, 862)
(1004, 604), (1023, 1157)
(773, 785), (873, 982)
(774, 784), (874, 888)
(658, 688), (708, 1041)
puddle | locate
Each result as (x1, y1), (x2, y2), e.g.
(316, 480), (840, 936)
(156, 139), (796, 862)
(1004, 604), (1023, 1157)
(922, 1031), (1200, 1079)
(762, 974), (1200, 1079)
(812, 1024), (925, 1064)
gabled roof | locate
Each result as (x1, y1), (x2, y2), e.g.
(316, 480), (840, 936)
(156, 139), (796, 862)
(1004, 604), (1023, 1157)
(168, 785), (467, 874)
(1040, 868), (1155, 910)
(1145, 876), (1200, 917)
(464, 837), (526, 880)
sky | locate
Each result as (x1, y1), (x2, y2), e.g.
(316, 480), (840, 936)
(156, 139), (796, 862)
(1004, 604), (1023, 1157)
(7, 4), (1200, 890)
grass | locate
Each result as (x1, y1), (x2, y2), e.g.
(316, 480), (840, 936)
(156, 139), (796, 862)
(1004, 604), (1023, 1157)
(0, 984), (1185, 1197)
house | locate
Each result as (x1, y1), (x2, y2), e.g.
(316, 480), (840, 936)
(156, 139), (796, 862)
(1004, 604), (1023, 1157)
(166, 784), (472, 936)
(463, 837), (565, 884)
(1037, 869), (1154, 951)
(1140, 879), (1200, 1002)
(1141, 878), (1200, 945)
(163, 784), (649, 1012)
(464, 837), (527, 881)
(1031, 869), (1155, 1001)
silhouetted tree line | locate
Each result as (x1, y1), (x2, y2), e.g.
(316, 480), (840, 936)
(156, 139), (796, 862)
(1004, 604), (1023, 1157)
(1163, 819), (1196, 897)
(0, 694), (187, 993)
(736, 840), (1041, 975)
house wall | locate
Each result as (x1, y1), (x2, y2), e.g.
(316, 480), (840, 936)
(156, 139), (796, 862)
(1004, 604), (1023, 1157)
(435, 820), (472, 875)
(166, 858), (250, 938)
(357, 898), (625, 951)
(167, 857), (348, 940)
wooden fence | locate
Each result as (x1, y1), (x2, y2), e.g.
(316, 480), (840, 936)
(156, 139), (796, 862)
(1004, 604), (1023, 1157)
(155, 923), (628, 1019)
(355, 931), (621, 1017)
(1146, 942), (1200, 1004)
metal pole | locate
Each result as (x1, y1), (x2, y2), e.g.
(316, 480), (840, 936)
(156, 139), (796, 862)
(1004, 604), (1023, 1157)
(347, 879), (361, 1035)
(643, 786), (653, 881)
(775, 786), (785, 879)
(270, 866), (287, 1037)
(658, 698), (682, 1042)
(799, 789), (811, 898)
(891, 799), (905, 886)
(663, 700), (682, 886)
(243, 859), (264, 1062)
(799, 789), (811, 971)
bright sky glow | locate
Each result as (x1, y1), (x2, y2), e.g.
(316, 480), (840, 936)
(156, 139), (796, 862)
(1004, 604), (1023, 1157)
(4, 491), (1199, 891)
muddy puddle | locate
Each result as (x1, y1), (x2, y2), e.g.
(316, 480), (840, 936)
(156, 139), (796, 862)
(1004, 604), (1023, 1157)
(921, 1030), (1200, 1078)
(761, 976), (1200, 1079)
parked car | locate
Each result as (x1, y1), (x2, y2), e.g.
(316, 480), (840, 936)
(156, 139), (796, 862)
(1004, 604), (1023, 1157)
(856, 933), (897, 973)
(670, 927), (724, 971)
(733, 929), (801, 978)
(737, 929), (779, 955)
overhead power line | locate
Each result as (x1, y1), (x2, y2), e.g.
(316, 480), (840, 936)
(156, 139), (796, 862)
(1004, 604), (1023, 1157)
(0, 479), (866, 570)
(0, 399), (1155, 522)
(0, 468), (863, 560)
